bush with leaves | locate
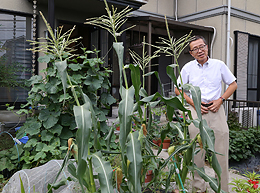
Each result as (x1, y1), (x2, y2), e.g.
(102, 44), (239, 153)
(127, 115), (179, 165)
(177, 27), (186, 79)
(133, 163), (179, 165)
(227, 110), (241, 131)
(229, 127), (260, 162)
(1, 16), (115, 174)
(0, 40), (29, 88)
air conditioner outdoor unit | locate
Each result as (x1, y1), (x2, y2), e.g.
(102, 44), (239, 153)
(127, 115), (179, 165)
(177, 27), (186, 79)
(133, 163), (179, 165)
(233, 107), (259, 128)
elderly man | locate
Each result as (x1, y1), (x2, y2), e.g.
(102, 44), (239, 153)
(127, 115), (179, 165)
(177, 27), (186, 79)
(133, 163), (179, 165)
(175, 35), (237, 192)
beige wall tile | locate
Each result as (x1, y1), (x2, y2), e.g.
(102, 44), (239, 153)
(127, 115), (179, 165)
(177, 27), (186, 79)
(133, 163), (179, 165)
(158, 0), (174, 17)
(140, 0), (158, 13)
(197, 0), (224, 12)
(1, 0), (32, 14)
(246, 0), (260, 15)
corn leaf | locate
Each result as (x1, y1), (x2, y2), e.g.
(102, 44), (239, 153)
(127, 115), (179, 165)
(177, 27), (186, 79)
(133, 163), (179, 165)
(91, 152), (114, 193)
(127, 131), (142, 193)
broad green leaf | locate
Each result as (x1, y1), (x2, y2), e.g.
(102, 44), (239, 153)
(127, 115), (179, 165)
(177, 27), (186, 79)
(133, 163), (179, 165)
(69, 63), (82, 71)
(55, 60), (68, 105)
(193, 166), (225, 193)
(91, 152), (114, 193)
(24, 138), (38, 148)
(41, 130), (54, 142)
(36, 142), (44, 151)
(139, 87), (148, 97)
(0, 158), (13, 171)
(160, 143), (191, 169)
(20, 175), (25, 193)
(118, 86), (135, 175)
(38, 54), (54, 63)
(105, 127), (114, 151)
(58, 93), (72, 102)
(183, 84), (201, 120)
(113, 42), (124, 92)
(42, 144), (54, 152)
(34, 151), (46, 161)
(118, 86), (135, 152)
(47, 67), (56, 77)
(81, 93), (101, 150)
(74, 103), (92, 160)
(28, 75), (43, 85)
(211, 153), (222, 193)
(145, 71), (163, 96)
(129, 64), (141, 102)
(59, 128), (74, 139)
(192, 119), (215, 153)
(101, 93), (116, 106)
(31, 83), (45, 93)
(50, 137), (61, 147)
(45, 78), (61, 94)
(71, 74), (84, 82)
(162, 96), (190, 114)
(39, 109), (51, 121)
(43, 116), (59, 129)
(50, 124), (63, 135)
(60, 113), (73, 126)
(169, 122), (184, 140)
(67, 161), (77, 179)
(84, 76), (103, 91)
(166, 65), (178, 87)
(127, 132), (142, 193)
(25, 122), (41, 136)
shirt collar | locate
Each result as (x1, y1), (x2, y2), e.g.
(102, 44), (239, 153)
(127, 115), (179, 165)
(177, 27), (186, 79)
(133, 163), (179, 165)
(196, 57), (210, 67)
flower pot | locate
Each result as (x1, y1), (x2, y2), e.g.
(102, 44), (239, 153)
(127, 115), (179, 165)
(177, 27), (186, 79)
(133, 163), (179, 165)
(145, 170), (153, 183)
(152, 139), (159, 146)
(158, 139), (171, 150)
(116, 126), (120, 131)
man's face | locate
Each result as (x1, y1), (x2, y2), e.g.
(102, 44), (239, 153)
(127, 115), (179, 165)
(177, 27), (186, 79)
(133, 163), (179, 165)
(189, 38), (208, 65)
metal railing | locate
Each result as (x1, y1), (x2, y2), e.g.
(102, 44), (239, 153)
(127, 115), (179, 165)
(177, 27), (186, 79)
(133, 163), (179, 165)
(224, 99), (260, 130)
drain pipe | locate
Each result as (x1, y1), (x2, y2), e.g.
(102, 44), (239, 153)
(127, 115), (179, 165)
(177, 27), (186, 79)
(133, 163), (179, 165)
(226, 0), (231, 93)
(227, 0), (231, 70)
(205, 26), (216, 58)
(175, 0), (178, 21)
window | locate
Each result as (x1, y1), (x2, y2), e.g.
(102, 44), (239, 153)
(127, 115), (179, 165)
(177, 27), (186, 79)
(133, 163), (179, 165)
(0, 12), (33, 107)
(247, 36), (260, 101)
(235, 31), (260, 103)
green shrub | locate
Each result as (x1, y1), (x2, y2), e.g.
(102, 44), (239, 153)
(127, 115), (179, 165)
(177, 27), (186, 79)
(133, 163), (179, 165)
(1, 48), (115, 174)
(227, 110), (241, 131)
(229, 127), (260, 162)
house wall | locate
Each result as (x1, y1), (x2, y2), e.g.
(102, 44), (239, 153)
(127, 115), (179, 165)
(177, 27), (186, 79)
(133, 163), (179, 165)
(139, 0), (175, 17)
(0, 0), (33, 14)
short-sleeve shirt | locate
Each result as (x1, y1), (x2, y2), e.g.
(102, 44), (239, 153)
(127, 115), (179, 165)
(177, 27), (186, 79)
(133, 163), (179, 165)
(177, 58), (236, 103)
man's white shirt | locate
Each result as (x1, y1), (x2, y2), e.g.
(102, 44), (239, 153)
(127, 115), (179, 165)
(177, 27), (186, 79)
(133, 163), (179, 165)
(177, 58), (236, 103)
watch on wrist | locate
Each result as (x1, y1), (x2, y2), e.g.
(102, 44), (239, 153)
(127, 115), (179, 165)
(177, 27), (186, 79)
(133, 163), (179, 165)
(220, 96), (225, 103)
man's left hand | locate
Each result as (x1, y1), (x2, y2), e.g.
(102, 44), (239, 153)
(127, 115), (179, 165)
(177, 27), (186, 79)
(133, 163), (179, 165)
(208, 98), (223, 113)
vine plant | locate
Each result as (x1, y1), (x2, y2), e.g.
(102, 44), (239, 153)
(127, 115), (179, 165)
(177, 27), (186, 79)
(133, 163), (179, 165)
(1, 11), (115, 178)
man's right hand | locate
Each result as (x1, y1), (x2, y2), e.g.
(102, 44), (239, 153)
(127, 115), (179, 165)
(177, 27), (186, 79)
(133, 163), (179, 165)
(201, 102), (209, 114)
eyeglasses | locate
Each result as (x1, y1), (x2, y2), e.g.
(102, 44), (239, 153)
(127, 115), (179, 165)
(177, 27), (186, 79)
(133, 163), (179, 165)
(190, 44), (207, 53)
